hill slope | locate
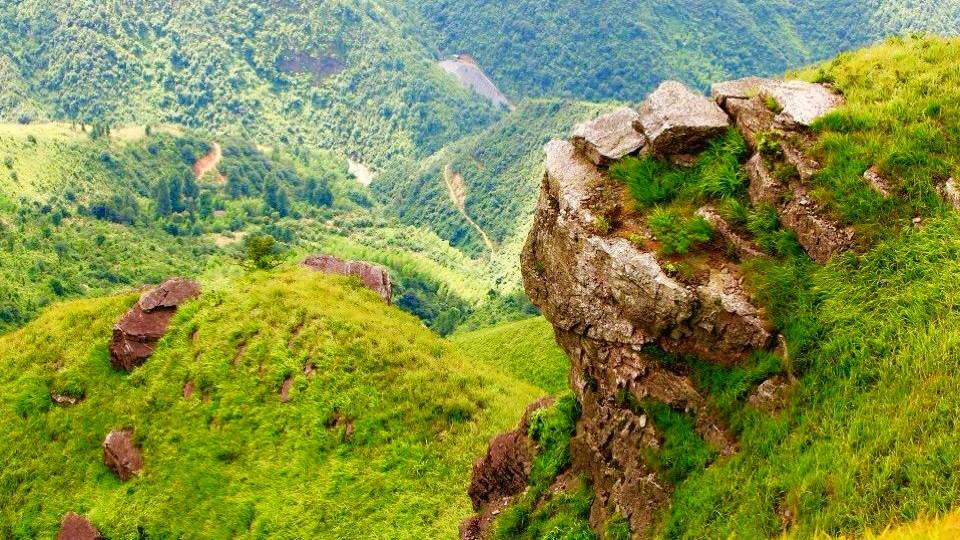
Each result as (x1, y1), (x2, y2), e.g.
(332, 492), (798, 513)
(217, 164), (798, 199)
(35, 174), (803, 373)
(0, 268), (542, 538)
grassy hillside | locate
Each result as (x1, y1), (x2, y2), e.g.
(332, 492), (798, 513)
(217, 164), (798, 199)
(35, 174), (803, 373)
(0, 267), (543, 538)
(0, 0), (497, 166)
(451, 317), (569, 394)
(389, 0), (958, 102)
(618, 36), (960, 538)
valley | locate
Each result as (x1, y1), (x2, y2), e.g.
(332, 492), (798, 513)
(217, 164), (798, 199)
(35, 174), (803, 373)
(0, 1), (959, 539)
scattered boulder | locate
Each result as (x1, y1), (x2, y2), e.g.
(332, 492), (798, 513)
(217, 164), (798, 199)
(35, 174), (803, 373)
(57, 513), (101, 540)
(570, 107), (646, 165)
(280, 377), (293, 402)
(302, 255), (392, 304)
(303, 362), (316, 377)
(109, 278), (201, 371)
(636, 81), (730, 156)
(863, 166), (892, 197)
(182, 380), (195, 399)
(103, 429), (143, 481)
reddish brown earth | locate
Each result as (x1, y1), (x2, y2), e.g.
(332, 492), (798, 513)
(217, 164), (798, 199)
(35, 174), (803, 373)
(192, 142), (225, 184)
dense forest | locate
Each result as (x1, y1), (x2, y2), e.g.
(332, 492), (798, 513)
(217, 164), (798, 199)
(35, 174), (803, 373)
(389, 0), (960, 101)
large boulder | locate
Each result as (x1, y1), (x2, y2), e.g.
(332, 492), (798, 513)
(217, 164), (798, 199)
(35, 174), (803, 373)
(636, 81), (730, 156)
(712, 77), (844, 127)
(109, 278), (201, 371)
(103, 429), (143, 481)
(302, 255), (392, 304)
(570, 107), (646, 165)
(57, 513), (101, 540)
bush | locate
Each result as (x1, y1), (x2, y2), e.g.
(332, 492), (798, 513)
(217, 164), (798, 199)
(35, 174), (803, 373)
(647, 208), (712, 256)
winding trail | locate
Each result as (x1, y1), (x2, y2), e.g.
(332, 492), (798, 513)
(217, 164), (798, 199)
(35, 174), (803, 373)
(443, 163), (495, 252)
(193, 142), (225, 184)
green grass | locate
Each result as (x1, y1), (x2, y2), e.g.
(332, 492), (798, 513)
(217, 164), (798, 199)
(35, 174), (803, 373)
(0, 267), (542, 538)
(793, 36), (960, 240)
(450, 317), (570, 394)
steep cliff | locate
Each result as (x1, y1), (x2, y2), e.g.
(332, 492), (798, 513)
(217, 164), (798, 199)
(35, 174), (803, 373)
(464, 36), (960, 539)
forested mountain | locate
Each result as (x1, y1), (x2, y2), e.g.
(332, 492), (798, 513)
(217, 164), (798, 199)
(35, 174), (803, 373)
(0, 0), (497, 166)
(389, 0), (960, 101)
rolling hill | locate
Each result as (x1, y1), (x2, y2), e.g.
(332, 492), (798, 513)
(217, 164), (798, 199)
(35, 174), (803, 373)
(0, 267), (543, 538)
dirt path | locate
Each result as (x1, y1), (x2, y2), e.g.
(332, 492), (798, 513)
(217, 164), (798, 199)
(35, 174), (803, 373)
(443, 163), (495, 252)
(193, 142), (225, 184)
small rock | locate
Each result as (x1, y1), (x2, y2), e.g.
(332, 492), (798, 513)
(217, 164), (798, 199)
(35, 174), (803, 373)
(57, 513), (101, 540)
(280, 377), (293, 402)
(570, 107), (646, 165)
(696, 206), (765, 259)
(302, 255), (392, 304)
(636, 81), (730, 155)
(942, 178), (960, 210)
(913, 217), (923, 224)
(747, 374), (794, 413)
(863, 166), (892, 197)
(51, 393), (82, 406)
(182, 380), (195, 399)
(303, 362), (316, 377)
(103, 429), (143, 481)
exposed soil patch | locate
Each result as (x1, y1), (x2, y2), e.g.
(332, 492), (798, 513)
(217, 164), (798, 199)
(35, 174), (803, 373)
(279, 51), (345, 81)
(443, 163), (495, 252)
(348, 159), (375, 186)
(438, 55), (510, 109)
(193, 142), (225, 184)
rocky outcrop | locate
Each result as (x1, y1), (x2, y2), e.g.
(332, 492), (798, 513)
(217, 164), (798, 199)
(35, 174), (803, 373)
(524, 140), (772, 365)
(467, 73), (847, 539)
(109, 278), (201, 371)
(57, 513), (101, 540)
(571, 107), (646, 165)
(636, 81), (730, 155)
(103, 429), (143, 481)
(302, 255), (392, 304)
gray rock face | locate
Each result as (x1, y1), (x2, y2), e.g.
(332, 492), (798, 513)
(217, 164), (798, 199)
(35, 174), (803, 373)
(571, 107), (646, 165)
(712, 77), (844, 127)
(696, 206), (765, 259)
(524, 140), (770, 364)
(943, 178), (960, 209)
(636, 81), (730, 155)
(746, 155), (853, 263)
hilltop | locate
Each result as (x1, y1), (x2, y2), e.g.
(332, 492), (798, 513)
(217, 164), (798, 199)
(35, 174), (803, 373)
(0, 267), (543, 538)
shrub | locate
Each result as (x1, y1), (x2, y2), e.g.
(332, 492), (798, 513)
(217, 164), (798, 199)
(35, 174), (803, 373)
(647, 208), (712, 256)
